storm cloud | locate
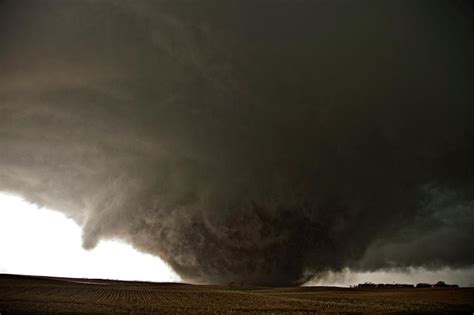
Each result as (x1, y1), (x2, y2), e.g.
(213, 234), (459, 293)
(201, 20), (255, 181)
(0, 0), (473, 285)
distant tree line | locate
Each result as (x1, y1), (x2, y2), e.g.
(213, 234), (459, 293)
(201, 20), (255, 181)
(355, 281), (459, 289)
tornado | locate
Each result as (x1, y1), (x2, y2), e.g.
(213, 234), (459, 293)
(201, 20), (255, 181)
(0, 0), (473, 285)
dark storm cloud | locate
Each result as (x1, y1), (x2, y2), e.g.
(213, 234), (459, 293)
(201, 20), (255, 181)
(0, 0), (473, 285)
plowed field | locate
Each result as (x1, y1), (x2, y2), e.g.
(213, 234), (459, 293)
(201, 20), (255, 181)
(1, 274), (473, 314)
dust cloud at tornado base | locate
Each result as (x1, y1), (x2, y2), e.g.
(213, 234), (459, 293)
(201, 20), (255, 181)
(0, 0), (473, 285)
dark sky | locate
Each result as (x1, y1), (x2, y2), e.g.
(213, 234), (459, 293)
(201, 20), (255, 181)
(0, 0), (473, 285)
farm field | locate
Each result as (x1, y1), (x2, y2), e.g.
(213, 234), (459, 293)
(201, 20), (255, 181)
(0, 274), (473, 314)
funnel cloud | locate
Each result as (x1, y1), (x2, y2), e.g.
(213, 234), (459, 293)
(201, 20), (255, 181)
(0, 0), (473, 285)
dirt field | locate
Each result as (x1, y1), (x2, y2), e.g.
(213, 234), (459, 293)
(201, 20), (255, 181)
(0, 274), (473, 314)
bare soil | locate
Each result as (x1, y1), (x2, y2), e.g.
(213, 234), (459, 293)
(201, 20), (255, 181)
(0, 274), (473, 314)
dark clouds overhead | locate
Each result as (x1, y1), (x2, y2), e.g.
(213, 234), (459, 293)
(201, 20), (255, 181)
(0, 0), (473, 285)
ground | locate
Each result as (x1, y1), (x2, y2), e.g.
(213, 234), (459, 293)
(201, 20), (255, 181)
(0, 274), (473, 314)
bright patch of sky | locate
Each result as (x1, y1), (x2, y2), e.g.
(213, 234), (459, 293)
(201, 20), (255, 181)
(0, 192), (180, 282)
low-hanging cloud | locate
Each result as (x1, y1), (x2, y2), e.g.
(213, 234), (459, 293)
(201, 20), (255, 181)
(0, 0), (473, 285)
